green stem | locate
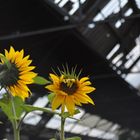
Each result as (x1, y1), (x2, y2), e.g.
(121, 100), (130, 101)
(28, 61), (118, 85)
(11, 96), (20, 140)
(5, 88), (20, 140)
(60, 115), (65, 140)
(12, 121), (20, 140)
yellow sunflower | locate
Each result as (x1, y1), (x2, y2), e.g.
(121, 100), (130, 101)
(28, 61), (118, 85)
(0, 46), (37, 100)
(45, 69), (96, 115)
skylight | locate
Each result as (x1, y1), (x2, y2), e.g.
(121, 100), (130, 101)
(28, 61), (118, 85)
(115, 20), (122, 28)
(88, 23), (95, 29)
(125, 36), (140, 89)
(46, 107), (85, 130)
(0, 88), (6, 99)
(88, 128), (117, 140)
(106, 44), (120, 60)
(125, 42), (140, 69)
(32, 96), (49, 114)
(124, 8), (133, 17)
(54, 0), (61, 3)
(93, 13), (104, 22)
(115, 18), (125, 28)
(23, 112), (42, 126)
(101, 0), (128, 18)
(71, 124), (90, 134)
(107, 35), (140, 72)
(19, 93), (134, 140)
(52, 0), (131, 30)
(125, 64), (140, 89)
(53, 0), (87, 15)
(116, 60), (123, 67)
(23, 95), (49, 125)
(45, 107), (120, 140)
(135, 0), (140, 9)
(106, 35), (140, 91)
(53, 0), (129, 17)
(58, 0), (69, 8)
(92, 0), (128, 29)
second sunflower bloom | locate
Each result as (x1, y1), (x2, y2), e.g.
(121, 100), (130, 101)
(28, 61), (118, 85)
(45, 70), (96, 115)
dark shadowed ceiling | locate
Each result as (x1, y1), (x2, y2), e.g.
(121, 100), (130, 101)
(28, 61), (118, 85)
(0, 0), (140, 140)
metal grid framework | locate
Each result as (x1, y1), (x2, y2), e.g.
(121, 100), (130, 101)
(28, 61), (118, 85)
(48, 0), (140, 77)
(45, 0), (140, 97)
(0, 0), (140, 140)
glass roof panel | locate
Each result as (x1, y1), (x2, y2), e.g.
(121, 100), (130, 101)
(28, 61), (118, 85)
(135, 0), (140, 9)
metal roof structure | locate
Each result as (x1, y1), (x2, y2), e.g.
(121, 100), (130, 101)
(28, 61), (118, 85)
(0, 0), (140, 140)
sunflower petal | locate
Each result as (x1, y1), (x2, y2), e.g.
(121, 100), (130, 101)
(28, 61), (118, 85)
(50, 73), (60, 84)
(19, 49), (24, 59)
(79, 77), (89, 83)
(45, 85), (57, 91)
(5, 49), (9, 60)
(83, 94), (94, 105)
(65, 96), (75, 115)
(51, 94), (65, 110)
(18, 60), (32, 69)
(9, 86), (16, 96)
(19, 66), (36, 74)
(9, 46), (15, 60)
(82, 81), (91, 86)
(17, 83), (30, 92)
(80, 86), (96, 93)
(14, 85), (29, 98)
(73, 97), (82, 106)
(19, 72), (37, 81)
(74, 94), (88, 104)
(15, 55), (30, 68)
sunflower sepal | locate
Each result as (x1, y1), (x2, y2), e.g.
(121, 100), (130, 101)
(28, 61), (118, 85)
(33, 76), (50, 85)
(66, 137), (81, 140)
(61, 109), (81, 119)
(0, 53), (11, 69)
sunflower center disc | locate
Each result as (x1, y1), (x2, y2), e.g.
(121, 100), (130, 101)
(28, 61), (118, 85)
(0, 63), (19, 86)
(60, 79), (78, 95)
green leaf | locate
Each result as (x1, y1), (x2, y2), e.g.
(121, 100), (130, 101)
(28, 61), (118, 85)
(66, 137), (81, 140)
(48, 93), (55, 103)
(0, 96), (13, 121)
(21, 105), (80, 121)
(0, 96), (24, 121)
(0, 53), (11, 69)
(0, 121), (3, 124)
(33, 76), (50, 85)
(21, 104), (59, 115)
(13, 96), (24, 119)
(49, 138), (57, 140)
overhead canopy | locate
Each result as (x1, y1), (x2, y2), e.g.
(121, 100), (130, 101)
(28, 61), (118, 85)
(0, 0), (140, 140)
